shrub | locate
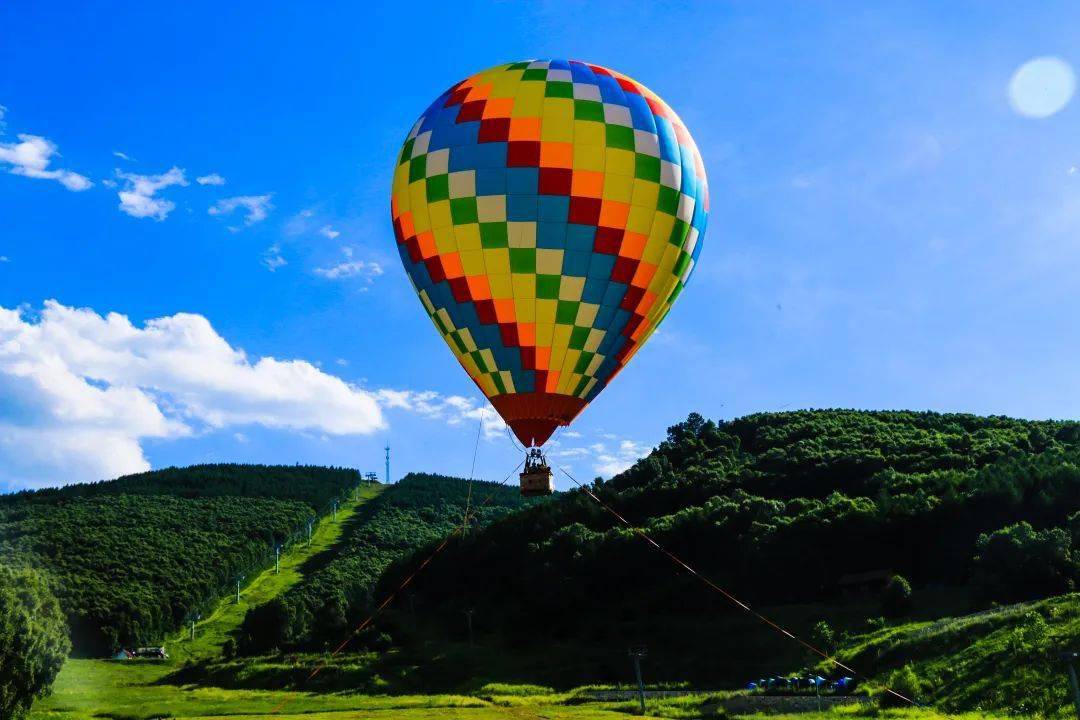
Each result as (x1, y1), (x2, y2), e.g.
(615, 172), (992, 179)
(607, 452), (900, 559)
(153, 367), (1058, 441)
(881, 664), (922, 707)
(882, 575), (913, 617)
(0, 564), (71, 719)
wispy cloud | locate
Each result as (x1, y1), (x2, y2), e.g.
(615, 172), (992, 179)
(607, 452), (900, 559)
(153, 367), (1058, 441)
(551, 435), (649, 477)
(209, 194), (273, 228)
(0, 105), (7, 134)
(0, 301), (386, 488)
(320, 225), (340, 239)
(374, 389), (506, 439)
(113, 150), (134, 162)
(314, 246), (383, 283)
(116, 166), (188, 220)
(196, 173), (226, 186)
(0, 256), (9, 263)
(262, 244), (286, 272)
(0, 134), (92, 191)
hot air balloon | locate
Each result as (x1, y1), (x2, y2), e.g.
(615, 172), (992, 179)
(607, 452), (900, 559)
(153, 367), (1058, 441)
(391, 60), (707, 493)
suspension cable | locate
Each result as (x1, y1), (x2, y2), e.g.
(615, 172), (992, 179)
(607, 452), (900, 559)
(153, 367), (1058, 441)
(270, 458), (524, 715)
(556, 464), (920, 708)
(462, 408), (484, 533)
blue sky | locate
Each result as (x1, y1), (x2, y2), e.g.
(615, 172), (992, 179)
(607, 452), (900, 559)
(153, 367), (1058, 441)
(2, 2), (1079, 491)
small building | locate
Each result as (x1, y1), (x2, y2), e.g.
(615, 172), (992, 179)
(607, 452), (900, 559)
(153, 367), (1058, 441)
(838, 569), (893, 598)
(132, 646), (168, 659)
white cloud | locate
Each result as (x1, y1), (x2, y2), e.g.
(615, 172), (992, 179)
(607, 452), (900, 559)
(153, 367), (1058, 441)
(551, 436), (649, 478)
(116, 166), (188, 220)
(196, 173), (226, 186)
(262, 244), (287, 272)
(374, 389), (506, 440)
(113, 150), (134, 162)
(319, 225), (340, 239)
(0, 301), (386, 488)
(0, 134), (92, 191)
(315, 246), (384, 282)
(209, 194), (273, 227)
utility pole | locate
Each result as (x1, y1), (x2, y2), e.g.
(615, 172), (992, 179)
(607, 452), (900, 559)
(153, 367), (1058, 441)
(235, 574), (245, 604)
(628, 646), (648, 715)
(1061, 651), (1080, 719)
(464, 608), (475, 648)
(274, 543), (281, 574)
(307, 517), (314, 547)
(332, 498), (338, 520)
(189, 612), (201, 640)
(385, 445), (391, 484)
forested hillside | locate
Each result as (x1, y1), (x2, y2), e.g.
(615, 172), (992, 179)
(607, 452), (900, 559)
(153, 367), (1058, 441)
(0, 464), (364, 654)
(238, 473), (531, 653)
(379, 411), (1080, 691)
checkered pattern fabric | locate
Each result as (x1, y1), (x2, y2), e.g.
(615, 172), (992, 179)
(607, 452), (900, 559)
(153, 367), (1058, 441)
(391, 59), (707, 421)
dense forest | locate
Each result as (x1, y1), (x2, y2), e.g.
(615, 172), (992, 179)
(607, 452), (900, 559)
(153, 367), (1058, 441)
(238, 473), (531, 653)
(375, 410), (1080, 684)
(0, 464), (364, 654)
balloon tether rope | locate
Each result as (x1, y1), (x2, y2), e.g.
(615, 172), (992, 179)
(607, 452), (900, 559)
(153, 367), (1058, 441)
(556, 464), (923, 710)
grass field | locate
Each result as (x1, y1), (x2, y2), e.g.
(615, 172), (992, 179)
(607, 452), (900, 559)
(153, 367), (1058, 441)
(27, 482), (1020, 720)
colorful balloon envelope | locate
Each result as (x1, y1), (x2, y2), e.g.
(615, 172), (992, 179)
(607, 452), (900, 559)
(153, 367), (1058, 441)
(391, 60), (707, 447)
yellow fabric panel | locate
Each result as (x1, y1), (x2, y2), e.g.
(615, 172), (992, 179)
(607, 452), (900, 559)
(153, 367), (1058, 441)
(460, 249), (486, 276)
(512, 274), (536, 299)
(536, 299), (558, 325)
(433, 225), (457, 255)
(428, 200), (453, 231)
(573, 144), (605, 172)
(488, 274), (513, 299)
(456, 223), (482, 251)
(626, 205), (655, 235)
(483, 248), (511, 275)
(511, 83), (545, 116)
(631, 178), (660, 209)
(408, 182), (430, 233)
(541, 98), (574, 142)
(605, 148), (635, 177)
(573, 120), (604, 146)
(603, 173), (634, 203)
(514, 297), (536, 322)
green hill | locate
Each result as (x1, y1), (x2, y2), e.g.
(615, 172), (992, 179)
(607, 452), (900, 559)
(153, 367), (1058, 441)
(237, 472), (533, 653)
(372, 410), (1080, 706)
(0, 464), (364, 654)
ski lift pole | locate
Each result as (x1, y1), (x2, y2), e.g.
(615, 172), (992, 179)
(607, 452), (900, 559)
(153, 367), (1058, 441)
(628, 645), (647, 715)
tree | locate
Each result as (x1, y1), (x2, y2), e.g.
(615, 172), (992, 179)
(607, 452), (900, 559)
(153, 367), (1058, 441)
(810, 620), (836, 654)
(0, 564), (71, 719)
(881, 575), (913, 617)
(972, 522), (1075, 602)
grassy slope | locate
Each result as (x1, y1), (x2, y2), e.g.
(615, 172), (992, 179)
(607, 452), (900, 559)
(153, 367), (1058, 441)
(27, 474), (1018, 720)
(27, 484), (674, 720)
(169, 483), (385, 664)
(823, 592), (1080, 716)
(32, 487), (381, 719)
